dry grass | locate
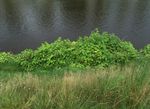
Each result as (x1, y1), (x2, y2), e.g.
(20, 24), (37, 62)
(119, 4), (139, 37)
(0, 64), (150, 109)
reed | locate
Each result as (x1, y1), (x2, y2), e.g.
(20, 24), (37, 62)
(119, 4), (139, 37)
(0, 62), (150, 109)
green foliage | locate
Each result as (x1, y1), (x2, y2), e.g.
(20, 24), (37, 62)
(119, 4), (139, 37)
(0, 52), (15, 64)
(34, 39), (74, 69)
(140, 44), (150, 58)
(14, 30), (138, 70)
(16, 49), (34, 70)
(0, 30), (144, 71)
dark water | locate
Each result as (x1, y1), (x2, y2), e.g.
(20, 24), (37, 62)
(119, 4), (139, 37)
(0, 0), (150, 53)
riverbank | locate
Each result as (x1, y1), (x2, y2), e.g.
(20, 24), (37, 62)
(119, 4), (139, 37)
(0, 30), (150, 109)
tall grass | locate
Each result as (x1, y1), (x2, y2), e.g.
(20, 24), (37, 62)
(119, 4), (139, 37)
(0, 62), (150, 109)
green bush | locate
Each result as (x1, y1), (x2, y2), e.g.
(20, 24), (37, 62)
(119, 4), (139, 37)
(15, 30), (138, 70)
(33, 39), (75, 69)
(0, 52), (15, 64)
(140, 44), (150, 58)
(16, 49), (34, 70)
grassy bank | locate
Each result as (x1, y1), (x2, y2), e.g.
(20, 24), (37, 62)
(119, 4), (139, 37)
(0, 30), (150, 109)
(0, 61), (150, 109)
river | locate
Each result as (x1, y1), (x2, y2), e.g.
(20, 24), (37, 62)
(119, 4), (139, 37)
(0, 0), (150, 52)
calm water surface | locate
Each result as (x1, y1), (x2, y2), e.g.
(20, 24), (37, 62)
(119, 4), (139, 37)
(0, 0), (150, 53)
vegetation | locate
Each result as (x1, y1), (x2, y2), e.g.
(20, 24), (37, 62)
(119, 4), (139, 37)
(140, 44), (150, 58)
(0, 61), (150, 109)
(0, 30), (150, 109)
(0, 30), (140, 71)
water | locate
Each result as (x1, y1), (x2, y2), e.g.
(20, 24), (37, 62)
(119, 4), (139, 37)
(0, 0), (150, 53)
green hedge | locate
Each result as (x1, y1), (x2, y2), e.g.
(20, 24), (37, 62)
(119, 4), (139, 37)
(0, 52), (15, 64)
(0, 30), (149, 71)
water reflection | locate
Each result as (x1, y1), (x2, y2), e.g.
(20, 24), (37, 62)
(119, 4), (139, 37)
(0, 0), (150, 52)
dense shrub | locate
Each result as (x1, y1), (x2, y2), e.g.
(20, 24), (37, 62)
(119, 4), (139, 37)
(15, 30), (138, 70)
(140, 44), (150, 58)
(16, 49), (34, 70)
(0, 52), (15, 64)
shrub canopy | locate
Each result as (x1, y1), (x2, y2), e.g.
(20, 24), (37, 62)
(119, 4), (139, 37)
(2, 30), (149, 71)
